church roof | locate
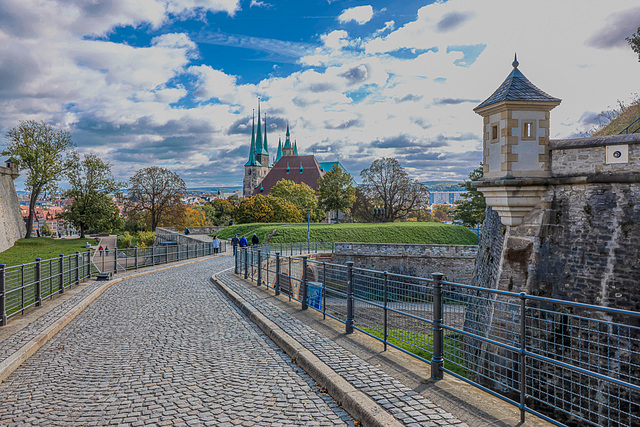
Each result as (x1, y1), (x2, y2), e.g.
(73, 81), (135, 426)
(474, 56), (561, 111)
(245, 111), (261, 166)
(252, 155), (324, 196)
(255, 102), (265, 155)
(276, 138), (283, 162)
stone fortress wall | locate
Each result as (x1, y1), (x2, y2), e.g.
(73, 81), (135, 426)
(0, 163), (25, 253)
(332, 243), (478, 284)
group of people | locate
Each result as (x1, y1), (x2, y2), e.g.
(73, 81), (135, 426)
(98, 245), (109, 256)
(230, 233), (259, 255)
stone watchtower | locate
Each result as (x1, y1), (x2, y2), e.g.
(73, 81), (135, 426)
(473, 55), (561, 226)
(0, 158), (26, 252)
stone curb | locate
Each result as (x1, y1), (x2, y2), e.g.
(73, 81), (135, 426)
(212, 270), (403, 427)
(0, 255), (223, 383)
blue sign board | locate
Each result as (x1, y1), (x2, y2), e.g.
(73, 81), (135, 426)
(307, 282), (323, 311)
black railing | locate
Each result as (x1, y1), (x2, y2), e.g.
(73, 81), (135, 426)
(0, 240), (227, 325)
(619, 115), (640, 134)
(237, 246), (640, 427)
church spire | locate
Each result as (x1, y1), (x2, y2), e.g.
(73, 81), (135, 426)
(276, 137), (283, 162)
(255, 99), (264, 156)
(263, 113), (269, 157)
(293, 140), (298, 156)
(245, 109), (260, 166)
(284, 123), (291, 150)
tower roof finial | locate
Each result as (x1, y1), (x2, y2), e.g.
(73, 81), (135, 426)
(512, 53), (519, 68)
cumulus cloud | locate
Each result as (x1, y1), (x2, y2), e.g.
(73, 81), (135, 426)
(338, 5), (374, 25)
(586, 7), (640, 48)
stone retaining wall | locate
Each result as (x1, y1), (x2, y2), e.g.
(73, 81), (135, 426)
(331, 243), (478, 284)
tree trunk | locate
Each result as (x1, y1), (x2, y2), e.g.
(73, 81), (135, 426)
(79, 224), (85, 239)
(26, 194), (38, 238)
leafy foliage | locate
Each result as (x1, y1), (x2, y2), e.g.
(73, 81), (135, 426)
(269, 179), (324, 221)
(317, 165), (356, 222)
(454, 165), (486, 227)
(627, 26), (640, 62)
(359, 158), (429, 222)
(3, 120), (75, 238)
(126, 166), (186, 230)
(41, 223), (52, 237)
(196, 198), (235, 226)
(184, 207), (207, 226)
(59, 153), (121, 237)
(216, 222), (478, 245)
(432, 204), (455, 222)
(235, 195), (302, 224)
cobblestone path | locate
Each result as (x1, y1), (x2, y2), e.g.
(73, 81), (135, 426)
(217, 271), (467, 427)
(0, 256), (353, 426)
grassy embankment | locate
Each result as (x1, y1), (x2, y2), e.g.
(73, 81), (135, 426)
(215, 222), (478, 245)
(0, 238), (95, 267)
(593, 101), (640, 136)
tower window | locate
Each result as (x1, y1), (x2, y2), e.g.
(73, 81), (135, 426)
(522, 121), (536, 140)
(491, 124), (499, 142)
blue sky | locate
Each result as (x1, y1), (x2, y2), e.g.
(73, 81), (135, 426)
(1, 0), (639, 190)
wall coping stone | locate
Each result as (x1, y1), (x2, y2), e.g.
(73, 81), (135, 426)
(550, 133), (640, 150)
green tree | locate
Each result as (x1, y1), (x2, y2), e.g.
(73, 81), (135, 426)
(432, 204), (454, 222)
(360, 158), (429, 222)
(627, 26), (640, 62)
(454, 164), (486, 227)
(2, 120), (75, 238)
(59, 153), (120, 238)
(317, 165), (356, 223)
(235, 195), (302, 224)
(41, 222), (52, 237)
(269, 179), (324, 221)
(126, 167), (186, 230)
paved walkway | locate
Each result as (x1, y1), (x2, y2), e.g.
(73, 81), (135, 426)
(0, 256), (353, 426)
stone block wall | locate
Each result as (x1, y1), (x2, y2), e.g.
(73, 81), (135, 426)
(332, 242), (478, 284)
(0, 166), (25, 253)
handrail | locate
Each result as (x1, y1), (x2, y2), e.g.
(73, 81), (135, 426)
(618, 115), (640, 134)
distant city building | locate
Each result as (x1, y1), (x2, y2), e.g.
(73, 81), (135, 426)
(429, 191), (465, 205)
(242, 100), (349, 197)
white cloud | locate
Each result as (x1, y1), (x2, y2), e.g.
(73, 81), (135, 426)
(338, 5), (374, 25)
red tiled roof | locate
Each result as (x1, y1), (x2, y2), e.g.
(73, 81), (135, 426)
(252, 155), (325, 196)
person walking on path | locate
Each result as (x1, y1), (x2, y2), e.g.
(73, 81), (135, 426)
(105, 246), (109, 256)
(251, 233), (259, 246)
(231, 234), (239, 255)
(212, 236), (220, 254)
(239, 236), (248, 247)
(98, 245), (104, 256)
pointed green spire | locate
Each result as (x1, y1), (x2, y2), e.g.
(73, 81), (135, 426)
(284, 123), (291, 149)
(293, 140), (298, 156)
(263, 113), (269, 156)
(255, 99), (264, 155)
(276, 137), (283, 162)
(245, 110), (261, 166)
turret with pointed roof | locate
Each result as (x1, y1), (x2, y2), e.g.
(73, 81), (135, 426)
(243, 102), (271, 197)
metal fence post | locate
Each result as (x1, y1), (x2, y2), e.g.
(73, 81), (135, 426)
(35, 258), (42, 307)
(234, 246), (239, 274)
(519, 293), (527, 424)
(75, 251), (80, 285)
(322, 262), (326, 319)
(87, 248), (92, 278)
(135, 247), (138, 270)
(0, 264), (6, 326)
(346, 261), (354, 334)
(165, 245), (169, 264)
(257, 250), (262, 286)
(384, 271), (388, 351)
(301, 256), (308, 310)
(113, 245), (117, 275)
(431, 272), (444, 380)
(243, 248), (248, 279)
(275, 253), (280, 296)
(59, 254), (64, 293)
(152, 246), (155, 266)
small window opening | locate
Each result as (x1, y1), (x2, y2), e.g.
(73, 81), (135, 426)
(524, 123), (533, 138)
(491, 125), (498, 140)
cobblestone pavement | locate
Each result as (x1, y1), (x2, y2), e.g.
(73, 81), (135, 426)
(0, 256), (354, 426)
(217, 271), (468, 427)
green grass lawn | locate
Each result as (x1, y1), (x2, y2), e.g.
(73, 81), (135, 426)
(362, 327), (468, 377)
(0, 238), (96, 267)
(215, 222), (478, 245)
